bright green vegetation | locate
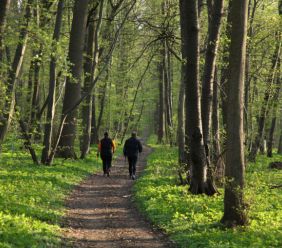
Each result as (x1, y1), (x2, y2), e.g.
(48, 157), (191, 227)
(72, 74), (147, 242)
(0, 145), (105, 248)
(133, 142), (282, 248)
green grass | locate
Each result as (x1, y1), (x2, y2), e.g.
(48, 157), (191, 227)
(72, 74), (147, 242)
(0, 145), (108, 248)
(133, 141), (282, 248)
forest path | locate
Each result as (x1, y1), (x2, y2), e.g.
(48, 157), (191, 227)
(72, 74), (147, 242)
(62, 145), (175, 248)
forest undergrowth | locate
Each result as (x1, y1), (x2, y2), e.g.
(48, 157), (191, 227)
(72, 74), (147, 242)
(0, 141), (108, 248)
(133, 136), (282, 248)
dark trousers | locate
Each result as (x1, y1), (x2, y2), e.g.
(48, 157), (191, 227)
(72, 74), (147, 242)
(128, 156), (138, 176)
(101, 154), (112, 173)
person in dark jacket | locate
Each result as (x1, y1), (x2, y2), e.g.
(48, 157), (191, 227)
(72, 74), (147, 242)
(97, 132), (116, 176)
(123, 132), (143, 180)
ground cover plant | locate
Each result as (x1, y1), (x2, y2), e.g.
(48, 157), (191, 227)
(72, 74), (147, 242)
(133, 140), (282, 248)
(0, 143), (107, 248)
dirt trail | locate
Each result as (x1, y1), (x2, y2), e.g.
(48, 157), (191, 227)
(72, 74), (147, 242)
(62, 146), (175, 248)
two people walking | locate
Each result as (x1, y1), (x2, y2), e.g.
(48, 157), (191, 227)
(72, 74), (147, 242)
(97, 131), (142, 179)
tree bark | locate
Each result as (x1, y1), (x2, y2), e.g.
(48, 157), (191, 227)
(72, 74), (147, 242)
(278, 127), (282, 154)
(201, 0), (224, 165)
(221, 0), (248, 227)
(0, 0), (32, 145)
(0, 0), (10, 62)
(220, 0), (233, 131)
(267, 56), (281, 157)
(180, 0), (216, 195)
(157, 61), (165, 144)
(57, 0), (89, 159)
(41, 0), (64, 164)
(80, 0), (103, 159)
(212, 68), (224, 181)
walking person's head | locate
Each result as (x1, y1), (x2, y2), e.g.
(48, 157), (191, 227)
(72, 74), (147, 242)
(104, 131), (109, 138)
(131, 131), (137, 138)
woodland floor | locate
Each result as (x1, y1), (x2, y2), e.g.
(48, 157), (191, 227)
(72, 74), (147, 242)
(62, 146), (176, 248)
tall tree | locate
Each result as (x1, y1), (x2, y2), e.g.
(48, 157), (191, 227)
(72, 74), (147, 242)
(157, 61), (165, 144)
(201, 0), (224, 167)
(57, 0), (89, 158)
(221, 0), (249, 227)
(267, 56), (281, 157)
(80, 0), (103, 159)
(179, 0), (216, 195)
(41, 0), (64, 164)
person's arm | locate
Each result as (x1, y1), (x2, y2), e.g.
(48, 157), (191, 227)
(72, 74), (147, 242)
(123, 141), (127, 157)
(112, 140), (116, 153)
(97, 141), (101, 157)
(138, 140), (143, 153)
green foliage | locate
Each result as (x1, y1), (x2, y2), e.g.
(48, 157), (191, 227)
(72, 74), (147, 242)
(0, 146), (103, 247)
(133, 144), (282, 248)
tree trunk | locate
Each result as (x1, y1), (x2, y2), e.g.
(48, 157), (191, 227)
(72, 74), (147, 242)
(80, 1), (103, 159)
(221, 0), (248, 227)
(201, 0), (224, 166)
(278, 128), (282, 154)
(180, 0), (216, 195)
(220, 0), (233, 131)
(0, 0), (32, 145)
(90, 94), (99, 144)
(249, 34), (281, 162)
(157, 61), (165, 144)
(244, 0), (258, 148)
(177, 80), (185, 165)
(0, 0), (10, 62)
(164, 41), (173, 145)
(267, 56), (281, 157)
(41, 0), (64, 164)
(57, 0), (89, 159)
(212, 68), (224, 181)
(177, 79), (187, 185)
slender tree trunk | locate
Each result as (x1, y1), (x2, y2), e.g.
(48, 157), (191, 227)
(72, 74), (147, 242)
(158, 61), (165, 144)
(177, 80), (186, 185)
(180, 0), (216, 195)
(164, 42), (173, 145)
(80, 1), (103, 159)
(57, 0), (89, 159)
(267, 57), (281, 157)
(212, 68), (224, 181)
(201, 0), (224, 165)
(41, 0), (64, 164)
(244, 0), (257, 148)
(90, 94), (99, 144)
(0, 0), (10, 62)
(177, 80), (185, 165)
(221, 0), (248, 227)
(249, 34), (281, 162)
(220, 0), (233, 131)
(0, 0), (32, 145)
(278, 127), (282, 154)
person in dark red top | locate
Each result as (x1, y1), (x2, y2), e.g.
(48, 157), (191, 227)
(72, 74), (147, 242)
(97, 132), (116, 176)
(123, 132), (143, 180)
